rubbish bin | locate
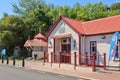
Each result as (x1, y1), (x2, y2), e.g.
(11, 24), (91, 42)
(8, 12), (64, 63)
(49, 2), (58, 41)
(34, 54), (37, 60)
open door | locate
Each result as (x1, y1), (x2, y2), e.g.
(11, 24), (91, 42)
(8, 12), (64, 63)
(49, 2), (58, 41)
(61, 38), (71, 63)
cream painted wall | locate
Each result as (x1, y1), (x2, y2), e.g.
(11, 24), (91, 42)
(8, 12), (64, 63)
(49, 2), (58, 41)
(82, 34), (120, 65)
(55, 38), (61, 53)
(48, 20), (79, 63)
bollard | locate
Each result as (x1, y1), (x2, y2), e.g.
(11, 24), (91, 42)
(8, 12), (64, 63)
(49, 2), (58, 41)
(51, 52), (53, 67)
(2, 56), (4, 63)
(22, 57), (25, 67)
(13, 57), (15, 66)
(92, 53), (95, 72)
(6, 56), (9, 64)
(85, 52), (88, 66)
(43, 52), (45, 66)
(74, 52), (77, 70)
(104, 53), (106, 70)
(59, 52), (61, 68)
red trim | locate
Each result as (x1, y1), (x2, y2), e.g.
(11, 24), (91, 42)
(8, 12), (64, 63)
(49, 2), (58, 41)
(79, 35), (81, 65)
(47, 40), (48, 54)
(53, 39), (55, 53)
(86, 31), (120, 36)
(74, 52), (77, 69)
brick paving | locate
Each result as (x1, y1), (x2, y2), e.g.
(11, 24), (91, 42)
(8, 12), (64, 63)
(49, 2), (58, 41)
(0, 59), (120, 80)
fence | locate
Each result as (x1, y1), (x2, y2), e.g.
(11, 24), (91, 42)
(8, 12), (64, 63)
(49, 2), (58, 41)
(43, 52), (106, 72)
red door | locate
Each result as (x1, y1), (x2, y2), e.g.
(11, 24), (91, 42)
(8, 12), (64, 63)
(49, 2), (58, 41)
(61, 44), (71, 63)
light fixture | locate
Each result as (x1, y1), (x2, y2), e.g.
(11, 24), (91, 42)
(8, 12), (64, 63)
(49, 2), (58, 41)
(101, 35), (105, 39)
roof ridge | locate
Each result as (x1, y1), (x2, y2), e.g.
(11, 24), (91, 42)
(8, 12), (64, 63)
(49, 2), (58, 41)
(61, 16), (82, 22)
(83, 15), (120, 24)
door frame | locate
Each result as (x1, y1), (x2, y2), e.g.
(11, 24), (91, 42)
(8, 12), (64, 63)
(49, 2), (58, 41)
(61, 37), (71, 63)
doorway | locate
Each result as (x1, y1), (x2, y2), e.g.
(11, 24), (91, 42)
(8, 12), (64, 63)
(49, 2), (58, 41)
(61, 38), (71, 63)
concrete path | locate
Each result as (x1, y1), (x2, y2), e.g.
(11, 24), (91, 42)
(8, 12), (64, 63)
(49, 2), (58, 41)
(0, 59), (120, 80)
(0, 64), (79, 80)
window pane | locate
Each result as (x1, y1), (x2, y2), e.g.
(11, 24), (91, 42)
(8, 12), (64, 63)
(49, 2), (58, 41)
(90, 41), (96, 54)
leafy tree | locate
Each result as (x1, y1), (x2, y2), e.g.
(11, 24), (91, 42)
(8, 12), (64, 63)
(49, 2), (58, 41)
(0, 15), (29, 55)
(76, 2), (108, 21)
(108, 3), (120, 16)
(12, 0), (48, 37)
(110, 3), (120, 10)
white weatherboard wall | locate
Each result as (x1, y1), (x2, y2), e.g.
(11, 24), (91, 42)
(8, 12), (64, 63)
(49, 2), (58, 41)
(48, 20), (79, 63)
(82, 34), (120, 65)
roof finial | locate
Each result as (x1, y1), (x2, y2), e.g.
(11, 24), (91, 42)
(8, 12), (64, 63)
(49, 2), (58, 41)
(28, 35), (30, 40)
(39, 29), (41, 33)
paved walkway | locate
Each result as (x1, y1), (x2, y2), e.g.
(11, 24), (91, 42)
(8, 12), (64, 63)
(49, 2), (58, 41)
(0, 60), (120, 80)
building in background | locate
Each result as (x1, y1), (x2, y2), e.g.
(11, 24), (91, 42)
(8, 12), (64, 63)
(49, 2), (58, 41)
(24, 32), (47, 59)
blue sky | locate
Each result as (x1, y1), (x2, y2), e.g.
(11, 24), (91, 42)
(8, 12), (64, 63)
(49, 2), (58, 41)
(0, 0), (120, 18)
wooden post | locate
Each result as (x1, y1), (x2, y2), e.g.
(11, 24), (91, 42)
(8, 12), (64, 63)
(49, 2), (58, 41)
(2, 56), (4, 63)
(59, 52), (61, 68)
(98, 54), (100, 66)
(43, 52), (45, 66)
(64, 54), (65, 63)
(6, 56), (9, 64)
(13, 57), (15, 66)
(54, 53), (55, 62)
(92, 53), (95, 72)
(79, 53), (81, 65)
(104, 53), (106, 70)
(47, 53), (48, 62)
(74, 52), (77, 70)
(22, 57), (25, 67)
(85, 52), (88, 66)
(51, 52), (53, 67)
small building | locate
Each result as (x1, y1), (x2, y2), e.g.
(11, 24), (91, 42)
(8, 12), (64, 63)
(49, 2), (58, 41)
(24, 32), (47, 59)
(46, 15), (120, 67)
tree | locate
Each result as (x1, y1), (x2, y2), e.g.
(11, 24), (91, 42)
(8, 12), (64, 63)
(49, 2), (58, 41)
(76, 2), (108, 21)
(110, 3), (120, 10)
(0, 15), (29, 54)
(12, 0), (48, 37)
(108, 3), (120, 16)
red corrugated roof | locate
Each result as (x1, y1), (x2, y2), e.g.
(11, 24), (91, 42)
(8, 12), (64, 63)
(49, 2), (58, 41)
(24, 40), (31, 47)
(30, 39), (47, 46)
(62, 17), (84, 35)
(24, 33), (47, 47)
(47, 15), (120, 38)
(34, 33), (45, 39)
(83, 15), (120, 35)
(24, 39), (47, 47)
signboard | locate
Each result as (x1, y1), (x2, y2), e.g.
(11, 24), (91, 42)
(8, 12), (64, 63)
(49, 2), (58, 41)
(59, 27), (65, 33)
(1, 49), (6, 56)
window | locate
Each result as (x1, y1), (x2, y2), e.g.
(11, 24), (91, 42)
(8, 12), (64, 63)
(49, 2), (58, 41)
(62, 38), (70, 44)
(61, 38), (71, 53)
(90, 41), (97, 54)
(73, 39), (77, 49)
(62, 39), (67, 43)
